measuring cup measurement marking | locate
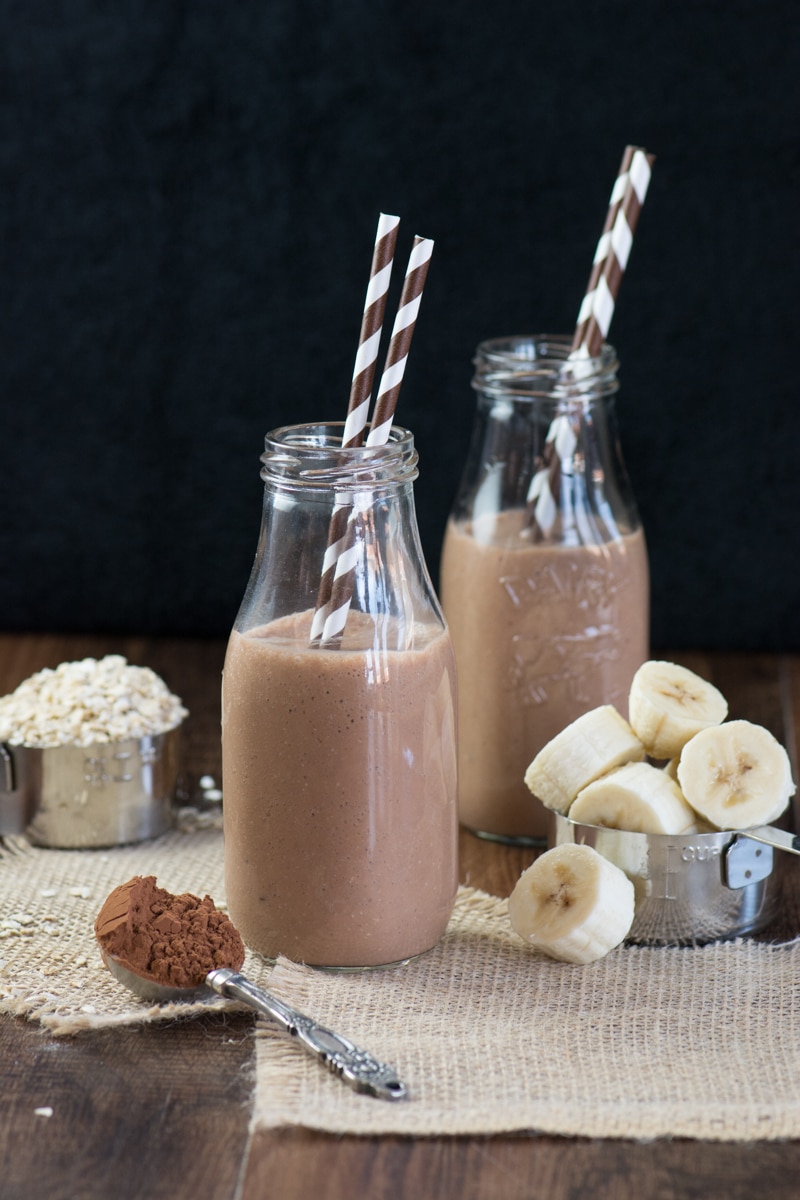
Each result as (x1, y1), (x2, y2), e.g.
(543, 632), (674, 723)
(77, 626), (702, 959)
(83, 741), (161, 787)
(84, 756), (134, 786)
(652, 843), (682, 901)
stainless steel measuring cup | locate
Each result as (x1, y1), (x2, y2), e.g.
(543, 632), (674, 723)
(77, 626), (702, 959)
(0, 727), (181, 848)
(553, 813), (800, 945)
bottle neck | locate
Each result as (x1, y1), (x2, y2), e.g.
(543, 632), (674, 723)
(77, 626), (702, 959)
(450, 335), (638, 543)
(236, 422), (443, 645)
(472, 334), (619, 408)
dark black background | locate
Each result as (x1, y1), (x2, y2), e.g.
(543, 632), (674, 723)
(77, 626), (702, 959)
(1, 1), (798, 649)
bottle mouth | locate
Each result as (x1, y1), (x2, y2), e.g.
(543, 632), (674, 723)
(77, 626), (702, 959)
(260, 423), (419, 488)
(473, 334), (619, 400)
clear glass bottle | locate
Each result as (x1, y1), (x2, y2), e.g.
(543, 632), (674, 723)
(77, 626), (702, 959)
(222, 422), (458, 967)
(440, 335), (649, 844)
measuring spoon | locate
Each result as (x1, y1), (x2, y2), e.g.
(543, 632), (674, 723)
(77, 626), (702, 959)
(100, 948), (407, 1101)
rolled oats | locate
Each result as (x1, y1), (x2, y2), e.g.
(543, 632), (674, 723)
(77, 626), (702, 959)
(0, 656), (188, 748)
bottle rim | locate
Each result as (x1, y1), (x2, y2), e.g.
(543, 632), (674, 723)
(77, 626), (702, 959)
(260, 422), (419, 488)
(473, 334), (619, 399)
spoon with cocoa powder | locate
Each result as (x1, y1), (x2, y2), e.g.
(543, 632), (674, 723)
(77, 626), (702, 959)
(95, 876), (406, 1101)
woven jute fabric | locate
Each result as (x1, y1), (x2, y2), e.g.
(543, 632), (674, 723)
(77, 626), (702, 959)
(2, 831), (800, 1141)
(0, 830), (275, 1030)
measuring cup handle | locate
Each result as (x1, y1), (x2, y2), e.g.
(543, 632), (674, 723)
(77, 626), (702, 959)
(740, 826), (800, 857)
(1, 743), (14, 792)
(0, 743), (34, 836)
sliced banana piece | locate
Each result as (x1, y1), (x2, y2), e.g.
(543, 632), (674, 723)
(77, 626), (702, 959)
(524, 705), (644, 815)
(663, 758), (679, 782)
(628, 660), (728, 759)
(663, 758), (718, 831)
(568, 761), (697, 835)
(508, 843), (635, 964)
(677, 719), (795, 830)
(593, 827), (649, 883)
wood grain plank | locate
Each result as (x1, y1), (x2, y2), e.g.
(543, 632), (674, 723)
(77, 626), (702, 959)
(240, 1129), (800, 1200)
(458, 827), (534, 899)
(0, 1012), (254, 1200)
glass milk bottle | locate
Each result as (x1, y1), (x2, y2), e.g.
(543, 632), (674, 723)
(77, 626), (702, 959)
(222, 423), (458, 967)
(440, 336), (649, 844)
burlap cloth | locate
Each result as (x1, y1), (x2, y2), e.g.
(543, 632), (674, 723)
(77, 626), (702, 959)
(2, 828), (800, 1141)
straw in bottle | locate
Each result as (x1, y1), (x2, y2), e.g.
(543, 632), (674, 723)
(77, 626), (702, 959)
(366, 236), (434, 446)
(571, 146), (655, 358)
(314, 233), (434, 648)
(342, 213), (402, 447)
(526, 145), (655, 537)
(309, 214), (401, 644)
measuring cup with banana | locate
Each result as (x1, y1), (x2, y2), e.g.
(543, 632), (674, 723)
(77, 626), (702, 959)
(520, 660), (800, 949)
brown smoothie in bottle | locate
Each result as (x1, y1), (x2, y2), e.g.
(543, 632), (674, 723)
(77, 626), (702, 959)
(221, 610), (458, 967)
(440, 509), (649, 841)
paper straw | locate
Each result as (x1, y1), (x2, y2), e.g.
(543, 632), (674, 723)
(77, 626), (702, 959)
(568, 145), (635, 353)
(571, 145), (655, 358)
(342, 213), (401, 448)
(525, 413), (578, 538)
(526, 146), (655, 537)
(318, 235), (434, 648)
(366, 235), (435, 446)
(309, 215), (400, 644)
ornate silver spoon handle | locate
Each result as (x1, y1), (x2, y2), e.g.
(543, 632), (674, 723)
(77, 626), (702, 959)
(206, 967), (407, 1101)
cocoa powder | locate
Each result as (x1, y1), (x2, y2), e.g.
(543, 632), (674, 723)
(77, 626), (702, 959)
(94, 875), (245, 988)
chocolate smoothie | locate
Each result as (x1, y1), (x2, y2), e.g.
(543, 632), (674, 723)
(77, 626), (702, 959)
(221, 610), (458, 967)
(440, 510), (649, 840)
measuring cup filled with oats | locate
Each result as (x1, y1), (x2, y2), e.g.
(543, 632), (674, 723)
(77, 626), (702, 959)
(0, 656), (187, 847)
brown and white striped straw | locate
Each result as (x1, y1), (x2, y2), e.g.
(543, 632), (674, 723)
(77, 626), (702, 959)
(309, 214), (400, 644)
(526, 146), (655, 536)
(316, 234), (434, 648)
(342, 213), (401, 447)
(366, 235), (434, 446)
(571, 145), (655, 358)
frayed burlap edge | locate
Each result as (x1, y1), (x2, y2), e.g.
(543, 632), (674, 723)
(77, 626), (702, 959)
(4, 834), (800, 1141)
(250, 887), (800, 1141)
(0, 829), (275, 1034)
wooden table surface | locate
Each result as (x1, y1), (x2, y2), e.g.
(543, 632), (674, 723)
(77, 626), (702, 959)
(2, 634), (799, 1200)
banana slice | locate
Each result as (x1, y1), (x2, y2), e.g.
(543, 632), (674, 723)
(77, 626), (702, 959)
(508, 844), (635, 963)
(524, 705), (644, 815)
(664, 757), (718, 831)
(568, 761), (697, 834)
(663, 758), (679, 782)
(677, 719), (795, 830)
(628, 660), (728, 759)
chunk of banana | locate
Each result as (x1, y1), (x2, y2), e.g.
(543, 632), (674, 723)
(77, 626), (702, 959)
(677, 719), (795, 830)
(628, 660), (728, 760)
(508, 844), (635, 964)
(569, 761), (697, 835)
(524, 705), (644, 815)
